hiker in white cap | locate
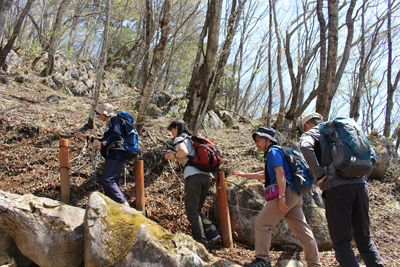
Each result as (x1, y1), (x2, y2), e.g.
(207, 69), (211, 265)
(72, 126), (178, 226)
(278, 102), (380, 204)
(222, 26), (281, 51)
(75, 103), (129, 206)
(300, 112), (384, 266)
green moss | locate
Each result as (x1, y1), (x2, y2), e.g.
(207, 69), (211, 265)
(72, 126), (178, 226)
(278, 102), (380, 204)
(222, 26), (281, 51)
(100, 198), (174, 264)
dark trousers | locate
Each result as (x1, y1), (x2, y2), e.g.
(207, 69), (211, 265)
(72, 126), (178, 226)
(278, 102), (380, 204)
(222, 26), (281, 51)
(184, 174), (215, 246)
(324, 183), (384, 267)
(100, 159), (127, 204)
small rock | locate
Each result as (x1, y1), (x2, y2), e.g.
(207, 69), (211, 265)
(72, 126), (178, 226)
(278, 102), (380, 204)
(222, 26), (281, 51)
(46, 94), (63, 103)
(14, 74), (25, 83)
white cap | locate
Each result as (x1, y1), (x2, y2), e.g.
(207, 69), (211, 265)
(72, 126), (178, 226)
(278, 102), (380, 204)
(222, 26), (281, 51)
(301, 112), (323, 126)
(95, 103), (115, 116)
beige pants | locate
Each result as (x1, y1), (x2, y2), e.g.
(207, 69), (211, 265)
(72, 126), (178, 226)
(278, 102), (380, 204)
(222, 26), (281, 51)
(255, 187), (321, 266)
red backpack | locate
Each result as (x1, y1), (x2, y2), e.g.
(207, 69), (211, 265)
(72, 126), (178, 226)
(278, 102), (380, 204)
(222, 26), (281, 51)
(188, 136), (222, 173)
(177, 135), (222, 188)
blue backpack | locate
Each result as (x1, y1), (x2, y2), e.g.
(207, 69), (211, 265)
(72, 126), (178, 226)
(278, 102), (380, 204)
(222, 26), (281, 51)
(117, 111), (141, 160)
(320, 117), (376, 178)
(267, 145), (316, 194)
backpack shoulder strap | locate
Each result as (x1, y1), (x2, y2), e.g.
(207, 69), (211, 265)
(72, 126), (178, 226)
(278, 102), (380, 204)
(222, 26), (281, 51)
(174, 134), (190, 145)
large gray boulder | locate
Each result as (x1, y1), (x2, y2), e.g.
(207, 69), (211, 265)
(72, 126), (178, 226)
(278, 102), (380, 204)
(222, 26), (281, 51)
(216, 110), (235, 127)
(4, 50), (24, 73)
(150, 91), (173, 108)
(0, 191), (85, 267)
(212, 178), (332, 251)
(204, 111), (225, 130)
(368, 133), (395, 181)
(84, 192), (238, 267)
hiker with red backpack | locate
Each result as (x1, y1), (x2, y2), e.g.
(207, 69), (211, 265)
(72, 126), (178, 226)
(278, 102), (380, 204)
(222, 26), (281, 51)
(232, 127), (321, 267)
(75, 103), (129, 206)
(300, 112), (384, 266)
(164, 119), (221, 248)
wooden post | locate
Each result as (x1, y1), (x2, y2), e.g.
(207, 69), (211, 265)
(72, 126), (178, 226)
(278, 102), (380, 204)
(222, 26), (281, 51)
(59, 139), (70, 204)
(135, 160), (145, 211)
(216, 172), (233, 248)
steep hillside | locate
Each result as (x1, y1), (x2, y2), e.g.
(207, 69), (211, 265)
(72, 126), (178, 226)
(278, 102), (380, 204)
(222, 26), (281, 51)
(0, 71), (399, 266)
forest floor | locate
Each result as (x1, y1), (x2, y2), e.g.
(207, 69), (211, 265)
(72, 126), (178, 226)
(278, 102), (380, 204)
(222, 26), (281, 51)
(0, 72), (400, 266)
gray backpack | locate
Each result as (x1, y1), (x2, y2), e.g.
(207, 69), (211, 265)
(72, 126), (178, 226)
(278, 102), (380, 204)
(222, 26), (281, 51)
(320, 117), (377, 178)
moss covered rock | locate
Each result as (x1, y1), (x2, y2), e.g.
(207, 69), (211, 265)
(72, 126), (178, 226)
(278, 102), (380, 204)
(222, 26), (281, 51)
(84, 192), (237, 267)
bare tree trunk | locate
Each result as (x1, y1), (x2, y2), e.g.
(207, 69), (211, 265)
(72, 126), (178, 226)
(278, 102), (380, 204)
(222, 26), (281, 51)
(207, 0), (244, 111)
(75, 19), (98, 60)
(183, 0), (222, 133)
(284, 6), (319, 121)
(316, 0), (326, 116)
(350, 3), (384, 121)
(384, 0), (394, 137)
(136, 0), (172, 133)
(42, 0), (73, 76)
(266, 0), (273, 127)
(272, 0), (284, 129)
(316, 0), (355, 120)
(238, 42), (267, 114)
(0, 0), (14, 42)
(87, 0), (112, 129)
(140, 0), (155, 92)
(0, 0), (35, 69)
(67, 0), (89, 54)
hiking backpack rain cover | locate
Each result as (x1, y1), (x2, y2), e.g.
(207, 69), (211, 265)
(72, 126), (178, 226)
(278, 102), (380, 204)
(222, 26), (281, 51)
(320, 117), (377, 178)
(117, 111), (141, 160)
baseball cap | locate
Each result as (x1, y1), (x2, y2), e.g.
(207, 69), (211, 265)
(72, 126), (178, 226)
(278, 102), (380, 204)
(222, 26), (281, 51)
(95, 103), (115, 116)
(301, 112), (323, 127)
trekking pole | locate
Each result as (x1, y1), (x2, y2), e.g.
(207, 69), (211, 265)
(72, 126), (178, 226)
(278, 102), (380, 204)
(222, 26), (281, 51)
(59, 139), (70, 204)
(124, 163), (127, 187)
(216, 172), (233, 248)
(135, 160), (145, 211)
(87, 139), (98, 191)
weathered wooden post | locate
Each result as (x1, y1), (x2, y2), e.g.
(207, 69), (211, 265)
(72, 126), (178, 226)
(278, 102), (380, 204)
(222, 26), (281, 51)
(135, 160), (145, 211)
(216, 172), (233, 248)
(59, 139), (70, 204)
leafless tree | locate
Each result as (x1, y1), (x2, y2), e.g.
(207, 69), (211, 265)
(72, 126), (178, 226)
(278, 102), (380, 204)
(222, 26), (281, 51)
(136, 0), (172, 133)
(0, 0), (35, 69)
(0, 0), (14, 42)
(87, 0), (112, 129)
(42, 0), (73, 76)
(207, 0), (245, 111)
(183, 0), (222, 134)
(384, 0), (400, 137)
(315, 0), (356, 120)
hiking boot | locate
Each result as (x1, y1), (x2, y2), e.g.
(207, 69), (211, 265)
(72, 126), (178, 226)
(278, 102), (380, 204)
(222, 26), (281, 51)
(243, 258), (271, 267)
(206, 228), (221, 243)
(122, 201), (130, 207)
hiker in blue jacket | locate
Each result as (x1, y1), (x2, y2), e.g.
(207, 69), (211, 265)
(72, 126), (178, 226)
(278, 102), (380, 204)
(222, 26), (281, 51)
(300, 112), (384, 267)
(75, 103), (129, 206)
(164, 119), (221, 248)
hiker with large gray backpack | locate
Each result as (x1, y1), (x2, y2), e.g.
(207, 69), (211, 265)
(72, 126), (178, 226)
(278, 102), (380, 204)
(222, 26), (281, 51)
(300, 112), (384, 267)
